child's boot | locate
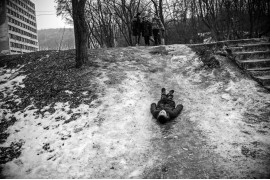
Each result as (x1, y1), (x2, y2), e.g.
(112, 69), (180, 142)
(161, 88), (166, 95)
(161, 88), (166, 99)
(167, 90), (174, 100)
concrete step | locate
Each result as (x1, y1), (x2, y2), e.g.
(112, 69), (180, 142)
(235, 51), (270, 60)
(254, 75), (270, 86)
(248, 67), (270, 76)
(247, 67), (270, 71)
(230, 43), (270, 52)
(237, 58), (270, 69)
(249, 70), (270, 77)
(224, 38), (267, 46)
(189, 38), (267, 49)
(264, 85), (270, 90)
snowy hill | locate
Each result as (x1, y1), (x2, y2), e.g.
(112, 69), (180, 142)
(38, 28), (75, 50)
(0, 46), (270, 178)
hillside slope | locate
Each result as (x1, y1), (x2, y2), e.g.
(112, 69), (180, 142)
(0, 46), (270, 178)
(38, 28), (75, 50)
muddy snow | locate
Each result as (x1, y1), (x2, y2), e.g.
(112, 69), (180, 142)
(0, 45), (270, 178)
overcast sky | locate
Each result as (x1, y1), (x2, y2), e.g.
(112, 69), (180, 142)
(31, 0), (72, 30)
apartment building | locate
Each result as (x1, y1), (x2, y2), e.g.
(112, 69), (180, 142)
(0, 0), (38, 55)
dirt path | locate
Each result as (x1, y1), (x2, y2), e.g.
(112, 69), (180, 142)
(1, 45), (270, 178)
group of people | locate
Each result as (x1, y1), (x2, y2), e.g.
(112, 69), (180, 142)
(132, 14), (183, 124)
(131, 13), (165, 46)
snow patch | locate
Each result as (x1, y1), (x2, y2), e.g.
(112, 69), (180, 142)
(64, 90), (73, 94)
(1, 70), (155, 178)
(0, 67), (26, 105)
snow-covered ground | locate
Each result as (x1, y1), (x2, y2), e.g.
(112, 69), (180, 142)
(167, 45), (270, 178)
(0, 45), (270, 178)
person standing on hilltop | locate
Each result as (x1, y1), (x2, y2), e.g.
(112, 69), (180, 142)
(131, 13), (142, 46)
(141, 15), (153, 46)
(152, 14), (165, 46)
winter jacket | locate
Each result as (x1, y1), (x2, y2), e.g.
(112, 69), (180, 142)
(152, 17), (164, 30)
(150, 99), (183, 120)
(141, 19), (152, 37)
(131, 17), (142, 36)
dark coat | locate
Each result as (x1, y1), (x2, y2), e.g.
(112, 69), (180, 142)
(151, 99), (183, 120)
(152, 17), (164, 30)
(141, 19), (152, 37)
(131, 17), (142, 36)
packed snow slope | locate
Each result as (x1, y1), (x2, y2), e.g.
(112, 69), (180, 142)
(0, 45), (270, 178)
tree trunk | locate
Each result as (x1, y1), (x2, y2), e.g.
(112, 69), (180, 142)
(72, 0), (88, 68)
(159, 0), (164, 25)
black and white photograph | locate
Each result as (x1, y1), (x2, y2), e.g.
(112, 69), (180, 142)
(0, 0), (270, 178)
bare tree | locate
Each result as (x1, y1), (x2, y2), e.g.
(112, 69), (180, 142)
(56, 0), (88, 68)
(57, 0), (270, 46)
(71, 0), (88, 68)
